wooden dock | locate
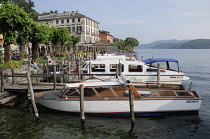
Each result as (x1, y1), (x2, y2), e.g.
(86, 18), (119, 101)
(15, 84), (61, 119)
(4, 84), (65, 91)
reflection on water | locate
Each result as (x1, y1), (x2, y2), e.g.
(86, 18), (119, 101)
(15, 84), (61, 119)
(0, 102), (206, 139)
(1, 49), (210, 138)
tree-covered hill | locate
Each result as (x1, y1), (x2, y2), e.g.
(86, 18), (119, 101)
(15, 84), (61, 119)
(136, 39), (210, 49)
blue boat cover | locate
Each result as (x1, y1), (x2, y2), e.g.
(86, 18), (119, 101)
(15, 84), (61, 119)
(143, 58), (178, 64)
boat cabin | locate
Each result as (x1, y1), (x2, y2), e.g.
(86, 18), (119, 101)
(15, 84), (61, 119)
(80, 58), (180, 75)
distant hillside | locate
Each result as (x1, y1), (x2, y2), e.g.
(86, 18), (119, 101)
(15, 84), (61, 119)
(136, 39), (190, 49)
(155, 39), (210, 49)
(136, 39), (210, 49)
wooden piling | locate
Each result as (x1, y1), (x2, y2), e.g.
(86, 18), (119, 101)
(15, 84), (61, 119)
(157, 63), (160, 87)
(118, 63), (122, 76)
(0, 69), (4, 92)
(68, 61), (71, 82)
(129, 89), (135, 126)
(89, 62), (91, 76)
(141, 56), (144, 61)
(78, 60), (81, 81)
(27, 72), (39, 119)
(80, 84), (85, 125)
(53, 64), (57, 90)
(12, 68), (15, 85)
(189, 82), (192, 91)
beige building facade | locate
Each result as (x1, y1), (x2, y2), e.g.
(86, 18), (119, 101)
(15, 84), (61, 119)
(38, 11), (100, 44)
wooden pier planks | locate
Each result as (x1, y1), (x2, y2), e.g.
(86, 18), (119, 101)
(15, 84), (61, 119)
(4, 84), (64, 91)
(0, 95), (17, 104)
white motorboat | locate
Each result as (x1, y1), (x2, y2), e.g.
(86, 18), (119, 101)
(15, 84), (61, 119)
(78, 55), (189, 84)
(34, 76), (202, 116)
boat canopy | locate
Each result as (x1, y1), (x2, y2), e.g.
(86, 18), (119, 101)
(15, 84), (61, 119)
(143, 58), (180, 72)
(143, 58), (178, 64)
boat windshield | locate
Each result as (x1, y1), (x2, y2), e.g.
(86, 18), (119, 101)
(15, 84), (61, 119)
(82, 63), (88, 68)
(58, 85), (68, 96)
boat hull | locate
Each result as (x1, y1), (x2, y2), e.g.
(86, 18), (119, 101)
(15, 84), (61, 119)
(82, 74), (187, 84)
(35, 98), (202, 116)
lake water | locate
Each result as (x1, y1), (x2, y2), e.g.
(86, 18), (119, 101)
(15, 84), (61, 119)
(1, 49), (210, 139)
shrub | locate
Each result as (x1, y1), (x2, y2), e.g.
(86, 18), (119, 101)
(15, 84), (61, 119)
(36, 58), (47, 64)
(60, 52), (67, 57)
(3, 61), (22, 70)
(39, 52), (45, 56)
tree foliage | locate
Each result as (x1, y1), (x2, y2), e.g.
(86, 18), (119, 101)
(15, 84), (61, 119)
(28, 22), (51, 60)
(124, 37), (139, 50)
(0, 1), (32, 62)
(0, 0), (38, 20)
(112, 37), (139, 51)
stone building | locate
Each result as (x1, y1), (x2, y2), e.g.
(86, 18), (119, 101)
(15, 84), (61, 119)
(99, 30), (114, 44)
(38, 11), (100, 44)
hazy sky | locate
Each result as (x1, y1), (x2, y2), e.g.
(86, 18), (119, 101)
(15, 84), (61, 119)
(34, 0), (210, 44)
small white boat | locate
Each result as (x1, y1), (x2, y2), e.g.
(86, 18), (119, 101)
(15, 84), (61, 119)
(79, 55), (189, 84)
(34, 76), (202, 116)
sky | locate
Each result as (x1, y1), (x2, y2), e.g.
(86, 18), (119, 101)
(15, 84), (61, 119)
(34, 0), (210, 44)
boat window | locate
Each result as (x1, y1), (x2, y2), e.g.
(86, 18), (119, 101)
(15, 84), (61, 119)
(91, 64), (105, 72)
(110, 64), (124, 72)
(128, 65), (142, 72)
(147, 68), (165, 72)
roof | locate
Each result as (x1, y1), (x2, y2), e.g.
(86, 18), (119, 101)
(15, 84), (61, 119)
(143, 58), (178, 64)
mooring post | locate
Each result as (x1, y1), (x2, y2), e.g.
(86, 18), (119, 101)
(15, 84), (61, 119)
(78, 60), (81, 81)
(129, 89), (135, 127)
(189, 82), (192, 91)
(157, 62), (160, 87)
(80, 84), (85, 125)
(68, 61), (71, 82)
(116, 64), (119, 78)
(0, 69), (4, 92)
(53, 64), (57, 90)
(89, 62), (91, 76)
(27, 72), (39, 119)
(12, 68), (15, 85)
(141, 56), (144, 61)
(94, 51), (96, 59)
(118, 63), (122, 76)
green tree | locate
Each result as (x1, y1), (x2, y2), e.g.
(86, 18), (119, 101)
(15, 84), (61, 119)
(1, 0), (38, 20)
(0, 1), (32, 62)
(124, 37), (139, 51)
(28, 22), (51, 60)
(57, 28), (69, 52)
(50, 27), (60, 51)
(69, 35), (81, 52)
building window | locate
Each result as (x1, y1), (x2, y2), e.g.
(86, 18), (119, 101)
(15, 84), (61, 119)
(67, 19), (69, 23)
(56, 20), (59, 24)
(66, 27), (71, 33)
(72, 26), (75, 32)
(61, 20), (64, 24)
(72, 19), (75, 23)
(77, 26), (82, 32)
(78, 18), (80, 22)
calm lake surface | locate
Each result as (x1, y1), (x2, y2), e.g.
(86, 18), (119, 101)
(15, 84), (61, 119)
(1, 49), (210, 139)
